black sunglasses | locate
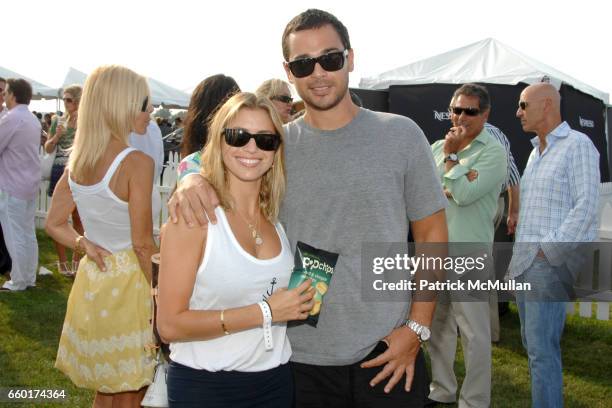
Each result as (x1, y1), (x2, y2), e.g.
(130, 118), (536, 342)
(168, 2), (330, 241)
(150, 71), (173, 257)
(271, 95), (293, 104)
(141, 96), (149, 113)
(519, 101), (529, 110)
(63, 97), (74, 103)
(449, 106), (481, 116)
(287, 49), (348, 78)
(223, 128), (281, 151)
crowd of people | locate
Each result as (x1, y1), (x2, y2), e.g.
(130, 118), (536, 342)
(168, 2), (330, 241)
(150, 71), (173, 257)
(0, 7), (603, 408)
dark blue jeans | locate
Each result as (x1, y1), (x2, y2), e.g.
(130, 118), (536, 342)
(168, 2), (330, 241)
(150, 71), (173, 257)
(167, 361), (293, 408)
(48, 163), (66, 196)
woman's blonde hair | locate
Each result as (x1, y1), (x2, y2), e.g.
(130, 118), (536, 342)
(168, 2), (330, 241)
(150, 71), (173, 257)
(62, 84), (82, 121)
(68, 65), (150, 181)
(201, 92), (285, 221)
(255, 79), (290, 99)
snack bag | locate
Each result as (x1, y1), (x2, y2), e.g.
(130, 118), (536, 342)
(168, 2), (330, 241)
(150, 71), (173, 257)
(288, 241), (339, 327)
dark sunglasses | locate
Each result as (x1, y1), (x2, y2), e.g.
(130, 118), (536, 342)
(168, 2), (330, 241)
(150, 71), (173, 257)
(271, 95), (293, 104)
(287, 49), (348, 78)
(223, 128), (281, 151)
(63, 97), (74, 103)
(449, 106), (481, 116)
(519, 101), (529, 110)
(141, 96), (149, 112)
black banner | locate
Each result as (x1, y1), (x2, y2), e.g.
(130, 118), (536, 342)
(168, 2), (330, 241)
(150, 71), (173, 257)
(359, 83), (610, 182)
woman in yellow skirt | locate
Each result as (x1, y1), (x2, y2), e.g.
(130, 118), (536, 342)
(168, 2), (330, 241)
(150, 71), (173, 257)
(46, 65), (158, 407)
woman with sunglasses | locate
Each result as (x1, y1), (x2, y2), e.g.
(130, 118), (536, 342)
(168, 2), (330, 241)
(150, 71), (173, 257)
(46, 65), (157, 407)
(44, 84), (84, 276)
(256, 79), (294, 124)
(158, 92), (314, 408)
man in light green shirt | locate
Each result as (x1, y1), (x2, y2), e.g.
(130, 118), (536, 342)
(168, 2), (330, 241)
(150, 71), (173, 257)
(427, 84), (506, 408)
(431, 120), (506, 243)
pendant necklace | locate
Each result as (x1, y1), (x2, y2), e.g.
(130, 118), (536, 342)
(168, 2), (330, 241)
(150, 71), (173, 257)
(236, 208), (264, 246)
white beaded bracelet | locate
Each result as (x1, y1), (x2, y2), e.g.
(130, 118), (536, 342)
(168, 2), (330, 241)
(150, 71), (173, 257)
(257, 301), (274, 351)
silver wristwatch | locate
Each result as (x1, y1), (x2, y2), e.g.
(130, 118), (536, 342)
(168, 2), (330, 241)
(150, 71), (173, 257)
(403, 319), (431, 343)
(444, 153), (458, 163)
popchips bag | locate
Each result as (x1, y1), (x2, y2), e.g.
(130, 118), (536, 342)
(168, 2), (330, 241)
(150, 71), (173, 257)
(288, 241), (339, 327)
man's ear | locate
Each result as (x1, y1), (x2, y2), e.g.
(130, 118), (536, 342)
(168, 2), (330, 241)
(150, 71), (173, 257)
(482, 108), (490, 122)
(347, 48), (355, 73)
(283, 62), (295, 85)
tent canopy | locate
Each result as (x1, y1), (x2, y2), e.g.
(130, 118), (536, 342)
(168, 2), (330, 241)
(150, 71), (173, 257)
(61, 67), (191, 108)
(0, 66), (59, 99)
(359, 38), (609, 103)
(62, 67), (87, 88)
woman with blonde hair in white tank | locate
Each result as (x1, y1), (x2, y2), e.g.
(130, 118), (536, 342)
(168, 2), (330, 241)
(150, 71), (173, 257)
(45, 65), (158, 407)
(157, 92), (314, 408)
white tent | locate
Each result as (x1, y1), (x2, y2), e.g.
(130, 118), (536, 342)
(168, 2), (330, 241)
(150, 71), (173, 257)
(147, 77), (191, 108)
(0, 65), (59, 99)
(359, 38), (609, 103)
(62, 67), (87, 88)
(60, 68), (191, 108)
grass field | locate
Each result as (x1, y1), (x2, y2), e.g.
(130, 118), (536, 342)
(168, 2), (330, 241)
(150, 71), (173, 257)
(0, 231), (611, 407)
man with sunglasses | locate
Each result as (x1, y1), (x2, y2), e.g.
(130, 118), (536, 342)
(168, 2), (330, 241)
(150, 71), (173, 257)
(171, 9), (447, 407)
(428, 84), (506, 407)
(509, 83), (599, 408)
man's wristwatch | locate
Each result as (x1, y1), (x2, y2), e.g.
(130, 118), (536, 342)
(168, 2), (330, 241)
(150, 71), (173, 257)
(444, 153), (458, 163)
(403, 319), (431, 343)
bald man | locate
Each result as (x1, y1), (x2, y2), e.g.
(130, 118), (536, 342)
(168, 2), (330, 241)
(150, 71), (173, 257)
(509, 83), (600, 408)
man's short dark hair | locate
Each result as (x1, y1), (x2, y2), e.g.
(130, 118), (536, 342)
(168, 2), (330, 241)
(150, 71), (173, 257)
(452, 83), (490, 111)
(6, 78), (33, 105)
(0, 77), (6, 83)
(282, 9), (351, 61)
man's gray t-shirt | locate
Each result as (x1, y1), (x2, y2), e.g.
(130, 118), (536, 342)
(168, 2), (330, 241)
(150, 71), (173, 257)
(281, 108), (446, 366)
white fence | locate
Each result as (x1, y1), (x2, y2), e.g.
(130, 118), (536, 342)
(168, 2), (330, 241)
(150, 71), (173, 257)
(35, 151), (182, 236)
(33, 157), (612, 321)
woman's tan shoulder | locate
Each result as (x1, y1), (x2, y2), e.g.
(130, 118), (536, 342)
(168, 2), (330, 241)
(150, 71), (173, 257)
(121, 150), (154, 178)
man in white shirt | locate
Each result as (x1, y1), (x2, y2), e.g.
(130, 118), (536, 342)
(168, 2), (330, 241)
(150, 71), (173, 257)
(0, 78), (41, 291)
(0, 77), (9, 276)
(129, 120), (164, 181)
(129, 120), (164, 230)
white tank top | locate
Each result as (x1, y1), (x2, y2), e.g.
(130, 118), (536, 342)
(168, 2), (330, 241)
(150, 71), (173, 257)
(170, 206), (294, 372)
(69, 147), (160, 253)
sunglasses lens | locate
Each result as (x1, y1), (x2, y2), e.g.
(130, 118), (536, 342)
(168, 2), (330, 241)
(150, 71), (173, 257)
(319, 51), (345, 72)
(274, 95), (293, 104)
(224, 129), (250, 147)
(519, 102), (527, 110)
(141, 96), (149, 112)
(288, 58), (316, 78)
(255, 134), (281, 151)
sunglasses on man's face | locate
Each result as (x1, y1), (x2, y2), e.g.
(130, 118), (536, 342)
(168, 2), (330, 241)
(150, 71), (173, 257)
(271, 95), (293, 104)
(223, 128), (281, 151)
(63, 97), (74, 103)
(449, 106), (481, 116)
(287, 49), (348, 78)
(519, 101), (529, 110)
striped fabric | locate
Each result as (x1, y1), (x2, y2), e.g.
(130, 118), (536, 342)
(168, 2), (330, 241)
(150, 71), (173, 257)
(485, 123), (520, 190)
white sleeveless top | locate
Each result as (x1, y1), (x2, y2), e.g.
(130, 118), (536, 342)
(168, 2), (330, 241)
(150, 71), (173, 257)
(69, 147), (161, 253)
(170, 206), (294, 372)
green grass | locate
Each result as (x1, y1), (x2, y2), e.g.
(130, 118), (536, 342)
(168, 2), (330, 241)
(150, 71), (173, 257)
(1, 231), (611, 407)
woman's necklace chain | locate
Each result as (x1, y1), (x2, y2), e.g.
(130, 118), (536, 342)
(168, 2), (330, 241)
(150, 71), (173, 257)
(235, 209), (263, 246)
